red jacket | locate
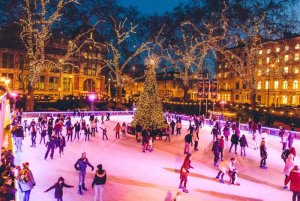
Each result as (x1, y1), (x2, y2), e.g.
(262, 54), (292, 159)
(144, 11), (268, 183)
(286, 170), (300, 192)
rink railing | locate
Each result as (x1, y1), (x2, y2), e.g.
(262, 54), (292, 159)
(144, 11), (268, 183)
(21, 111), (300, 139)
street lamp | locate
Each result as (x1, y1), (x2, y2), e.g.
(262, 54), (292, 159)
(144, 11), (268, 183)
(108, 78), (111, 98)
(11, 92), (17, 111)
(88, 93), (96, 111)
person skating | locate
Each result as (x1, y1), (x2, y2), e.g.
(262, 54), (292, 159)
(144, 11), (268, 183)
(100, 127), (108, 140)
(239, 134), (248, 156)
(74, 121), (80, 140)
(219, 136), (225, 161)
(211, 126), (219, 142)
(113, 123), (121, 139)
(179, 153), (193, 193)
(44, 177), (74, 201)
(165, 125), (171, 143)
(57, 135), (66, 157)
(176, 121), (182, 136)
(184, 133), (192, 154)
(45, 136), (57, 160)
(228, 157), (239, 185)
(40, 124), (47, 144)
(92, 164), (106, 201)
(142, 130), (149, 153)
(30, 125), (37, 148)
(84, 124), (91, 141)
(284, 154), (295, 189)
(285, 165), (300, 201)
(282, 132), (289, 151)
(260, 140), (268, 169)
(288, 131), (295, 149)
(66, 124), (74, 142)
(170, 120), (175, 135)
(212, 137), (221, 167)
(216, 160), (227, 183)
(74, 152), (94, 195)
(229, 133), (239, 154)
(18, 162), (35, 201)
(121, 122), (127, 140)
(193, 129), (199, 151)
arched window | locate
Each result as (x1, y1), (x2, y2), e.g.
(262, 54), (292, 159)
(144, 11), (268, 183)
(282, 95), (288, 104)
(293, 80), (298, 89)
(257, 81), (262, 89)
(83, 79), (95, 92)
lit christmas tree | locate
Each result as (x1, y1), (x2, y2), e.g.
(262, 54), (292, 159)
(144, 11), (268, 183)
(132, 55), (167, 129)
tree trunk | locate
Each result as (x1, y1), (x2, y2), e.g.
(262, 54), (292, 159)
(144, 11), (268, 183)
(183, 86), (189, 101)
(25, 84), (35, 111)
(250, 89), (257, 108)
(117, 86), (122, 104)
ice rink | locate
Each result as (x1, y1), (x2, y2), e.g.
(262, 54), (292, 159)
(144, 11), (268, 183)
(14, 115), (296, 201)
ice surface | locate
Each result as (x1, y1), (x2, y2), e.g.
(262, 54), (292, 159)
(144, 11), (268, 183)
(14, 115), (295, 201)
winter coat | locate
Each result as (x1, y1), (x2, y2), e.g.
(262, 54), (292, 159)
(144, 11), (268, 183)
(74, 123), (80, 132)
(74, 158), (94, 172)
(212, 140), (221, 153)
(0, 183), (17, 201)
(45, 182), (73, 198)
(223, 127), (230, 137)
(288, 132), (294, 142)
(92, 170), (107, 187)
(184, 134), (192, 144)
(231, 134), (239, 144)
(260, 145), (267, 159)
(239, 136), (248, 147)
(285, 170), (300, 192)
(18, 169), (35, 192)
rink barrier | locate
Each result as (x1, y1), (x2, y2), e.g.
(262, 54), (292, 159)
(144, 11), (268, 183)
(21, 111), (300, 139)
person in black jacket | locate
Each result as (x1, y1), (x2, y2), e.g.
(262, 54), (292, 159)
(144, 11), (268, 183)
(212, 138), (221, 167)
(260, 140), (268, 169)
(0, 177), (17, 201)
(74, 121), (81, 140)
(184, 133), (192, 154)
(74, 152), (94, 195)
(170, 120), (175, 135)
(44, 177), (74, 201)
(44, 136), (57, 160)
(239, 134), (248, 156)
(92, 164), (106, 201)
(229, 133), (239, 154)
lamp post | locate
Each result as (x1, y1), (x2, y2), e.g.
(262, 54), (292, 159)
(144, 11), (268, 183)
(88, 93), (96, 111)
(11, 92), (17, 111)
(108, 78), (111, 98)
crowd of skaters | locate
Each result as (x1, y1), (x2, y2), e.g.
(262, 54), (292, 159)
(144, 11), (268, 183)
(2, 109), (300, 201)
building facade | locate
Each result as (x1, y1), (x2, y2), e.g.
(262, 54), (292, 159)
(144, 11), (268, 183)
(217, 36), (300, 107)
(0, 37), (106, 101)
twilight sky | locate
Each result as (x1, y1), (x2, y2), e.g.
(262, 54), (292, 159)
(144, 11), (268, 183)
(118, 0), (188, 15)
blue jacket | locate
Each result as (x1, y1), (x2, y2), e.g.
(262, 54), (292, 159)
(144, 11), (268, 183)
(74, 158), (94, 172)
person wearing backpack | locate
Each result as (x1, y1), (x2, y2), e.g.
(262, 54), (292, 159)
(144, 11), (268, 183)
(18, 162), (35, 201)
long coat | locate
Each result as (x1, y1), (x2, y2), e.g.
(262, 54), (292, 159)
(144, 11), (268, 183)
(45, 182), (73, 198)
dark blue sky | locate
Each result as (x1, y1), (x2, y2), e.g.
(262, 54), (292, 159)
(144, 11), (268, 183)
(119, 0), (188, 15)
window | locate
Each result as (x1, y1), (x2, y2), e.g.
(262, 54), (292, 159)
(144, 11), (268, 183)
(224, 63), (228, 68)
(282, 95), (288, 104)
(49, 77), (59, 90)
(235, 94), (239, 101)
(283, 80), (288, 89)
(266, 68), (270, 75)
(295, 53), (299, 61)
(83, 79), (95, 92)
(1, 53), (14, 68)
(259, 50), (263, 54)
(283, 66), (289, 73)
(265, 81), (269, 89)
(218, 73), (222, 78)
(18, 74), (23, 89)
(257, 70), (262, 76)
(224, 73), (227, 78)
(266, 57), (270, 64)
(295, 44), (300, 50)
(19, 57), (25, 69)
(274, 80), (279, 89)
(218, 64), (222, 69)
(292, 96), (296, 105)
(258, 59), (262, 65)
(39, 76), (45, 90)
(235, 82), (240, 89)
(294, 67), (299, 74)
(293, 80), (298, 89)
(276, 57), (280, 63)
(276, 47), (280, 52)
(284, 55), (289, 62)
(257, 81), (262, 89)
(63, 78), (72, 91)
(243, 82), (246, 89)
(267, 49), (271, 54)
(2, 73), (13, 88)
(285, 46), (289, 51)
(257, 95), (261, 102)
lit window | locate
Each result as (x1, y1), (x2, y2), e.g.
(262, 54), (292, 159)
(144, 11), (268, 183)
(282, 95), (288, 104)
(283, 66), (289, 73)
(266, 57), (270, 64)
(224, 73), (227, 78)
(274, 80), (279, 89)
(218, 64), (222, 69)
(285, 46), (289, 51)
(276, 47), (280, 52)
(283, 80), (288, 89)
(284, 55), (289, 62)
(292, 96), (296, 105)
(295, 44), (300, 50)
(295, 53), (299, 61)
(276, 57), (280, 63)
(257, 81), (262, 89)
(293, 80), (298, 89)
(224, 63), (228, 68)
(267, 49), (271, 54)
(257, 70), (262, 76)
(294, 67), (299, 74)
(258, 59), (262, 65)
(265, 81), (269, 89)
(259, 50), (263, 54)
(218, 73), (222, 78)
(83, 52), (88, 59)
(266, 68), (270, 75)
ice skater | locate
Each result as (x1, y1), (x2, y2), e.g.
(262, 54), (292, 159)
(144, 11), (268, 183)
(44, 177), (74, 201)
(100, 127), (108, 140)
(179, 153), (193, 193)
(92, 164), (107, 201)
(260, 140), (268, 169)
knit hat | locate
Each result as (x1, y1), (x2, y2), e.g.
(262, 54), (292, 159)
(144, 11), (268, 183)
(97, 164), (102, 170)
(22, 162), (29, 167)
